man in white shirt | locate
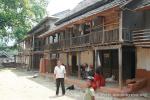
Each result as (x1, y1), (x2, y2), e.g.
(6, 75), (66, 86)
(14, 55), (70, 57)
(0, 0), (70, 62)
(54, 60), (66, 96)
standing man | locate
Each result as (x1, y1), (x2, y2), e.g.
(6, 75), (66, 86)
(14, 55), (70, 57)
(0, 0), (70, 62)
(54, 60), (66, 96)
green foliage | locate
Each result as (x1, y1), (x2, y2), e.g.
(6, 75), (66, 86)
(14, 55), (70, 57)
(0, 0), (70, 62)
(0, 0), (48, 44)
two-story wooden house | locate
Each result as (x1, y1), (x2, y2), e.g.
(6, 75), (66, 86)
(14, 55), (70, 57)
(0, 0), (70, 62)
(17, 0), (150, 91)
(131, 0), (150, 89)
(17, 16), (59, 70)
(38, 0), (147, 88)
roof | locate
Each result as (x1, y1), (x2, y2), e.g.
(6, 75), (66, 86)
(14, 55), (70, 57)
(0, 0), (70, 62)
(124, 0), (150, 10)
(134, 0), (150, 10)
(55, 0), (113, 25)
(27, 16), (59, 34)
(52, 9), (71, 18)
(38, 0), (130, 38)
(27, 9), (72, 35)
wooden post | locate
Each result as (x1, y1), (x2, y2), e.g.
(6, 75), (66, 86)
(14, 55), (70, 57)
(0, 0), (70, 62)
(78, 52), (81, 79)
(95, 49), (97, 69)
(118, 46), (123, 89)
(119, 11), (123, 42)
(90, 21), (92, 43)
(66, 53), (69, 76)
(102, 16), (105, 43)
(32, 35), (35, 71)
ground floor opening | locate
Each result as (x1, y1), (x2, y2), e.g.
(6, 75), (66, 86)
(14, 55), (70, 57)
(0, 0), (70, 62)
(41, 45), (136, 88)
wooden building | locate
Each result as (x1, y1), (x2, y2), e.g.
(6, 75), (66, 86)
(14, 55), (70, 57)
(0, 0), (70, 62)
(17, 16), (59, 70)
(17, 10), (71, 70)
(38, 0), (143, 88)
(18, 0), (150, 90)
(131, 0), (150, 88)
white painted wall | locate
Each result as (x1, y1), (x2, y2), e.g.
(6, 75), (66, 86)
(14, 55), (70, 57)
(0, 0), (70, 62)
(137, 47), (150, 71)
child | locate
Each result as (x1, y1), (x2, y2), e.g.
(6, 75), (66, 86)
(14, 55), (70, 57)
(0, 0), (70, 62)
(84, 76), (95, 100)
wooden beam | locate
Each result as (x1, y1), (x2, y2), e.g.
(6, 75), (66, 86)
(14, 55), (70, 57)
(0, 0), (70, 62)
(95, 44), (121, 50)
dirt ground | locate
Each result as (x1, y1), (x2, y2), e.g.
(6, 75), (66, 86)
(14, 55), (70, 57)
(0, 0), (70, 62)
(0, 67), (149, 100)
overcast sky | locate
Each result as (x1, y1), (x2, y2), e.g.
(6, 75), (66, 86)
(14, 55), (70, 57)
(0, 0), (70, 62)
(47, 0), (83, 15)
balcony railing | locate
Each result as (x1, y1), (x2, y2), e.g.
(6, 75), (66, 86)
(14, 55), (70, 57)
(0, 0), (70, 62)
(123, 28), (132, 42)
(72, 34), (90, 46)
(133, 29), (150, 45)
(44, 44), (50, 50)
(90, 30), (103, 44)
(50, 42), (61, 50)
(104, 28), (119, 43)
(46, 27), (132, 50)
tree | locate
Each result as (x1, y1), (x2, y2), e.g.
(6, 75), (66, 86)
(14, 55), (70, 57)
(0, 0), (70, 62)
(0, 0), (48, 44)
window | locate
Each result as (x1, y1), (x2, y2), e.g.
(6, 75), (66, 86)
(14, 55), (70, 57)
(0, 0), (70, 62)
(49, 36), (53, 44)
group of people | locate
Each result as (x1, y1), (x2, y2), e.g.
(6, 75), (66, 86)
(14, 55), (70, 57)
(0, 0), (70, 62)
(54, 60), (105, 100)
(81, 63), (94, 79)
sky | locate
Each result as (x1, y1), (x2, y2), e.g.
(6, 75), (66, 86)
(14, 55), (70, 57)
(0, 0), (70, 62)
(47, 0), (83, 15)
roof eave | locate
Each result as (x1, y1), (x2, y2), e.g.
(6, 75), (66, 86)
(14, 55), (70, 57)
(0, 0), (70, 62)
(27, 16), (58, 34)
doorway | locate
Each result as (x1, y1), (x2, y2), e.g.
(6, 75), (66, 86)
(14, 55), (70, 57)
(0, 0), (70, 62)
(122, 46), (136, 80)
(98, 50), (118, 80)
(71, 54), (78, 76)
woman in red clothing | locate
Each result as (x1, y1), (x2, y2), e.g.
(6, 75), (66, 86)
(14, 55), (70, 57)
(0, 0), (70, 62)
(92, 66), (105, 90)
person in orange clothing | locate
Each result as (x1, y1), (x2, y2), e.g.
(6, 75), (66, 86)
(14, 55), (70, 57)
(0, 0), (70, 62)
(92, 66), (105, 90)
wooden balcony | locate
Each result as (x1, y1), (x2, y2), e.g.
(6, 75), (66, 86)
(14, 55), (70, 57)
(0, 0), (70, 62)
(90, 30), (103, 44)
(49, 42), (61, 51)
(44, 44), (50, 50)
(46, 27), (132, 51)
(123, 28), (132, 42)
(133, 29), (150, 46)
(72, 34), (90, 46)
(18, 48), (32, 56)
(104, 28), (119, 43)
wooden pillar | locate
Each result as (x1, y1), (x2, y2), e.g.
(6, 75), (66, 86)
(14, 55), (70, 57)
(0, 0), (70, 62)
(102, 16), (105, 43)
(118, 46), (123, 89)
(78, 52), (81, 79)
(94, 49), (97, 69)
(119, 11), (123, 42)
(14, 55), (16, 63)
(89, 21), (92, 43)
(32, 35), (35, 71)
(66, 52), (69, 76)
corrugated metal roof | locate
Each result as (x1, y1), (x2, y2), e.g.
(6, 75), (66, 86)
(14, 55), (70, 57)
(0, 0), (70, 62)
(124, 0), (150, 10)
(38, 0), (129, 38)
(27, 16), (58, 34)
(52, 9), (71, 18)
(55, 0), (113, 25)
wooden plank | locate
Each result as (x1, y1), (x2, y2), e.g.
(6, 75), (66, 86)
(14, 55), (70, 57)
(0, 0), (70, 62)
(133, 32), (150, 36)
(133, 39), (150, 42)
(134, 42), (150, 45)
(135, 45), (150, 47)
(133, 29), (150, 33)
(95, 44), (121, 50)
(133, 35), (150, 39)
